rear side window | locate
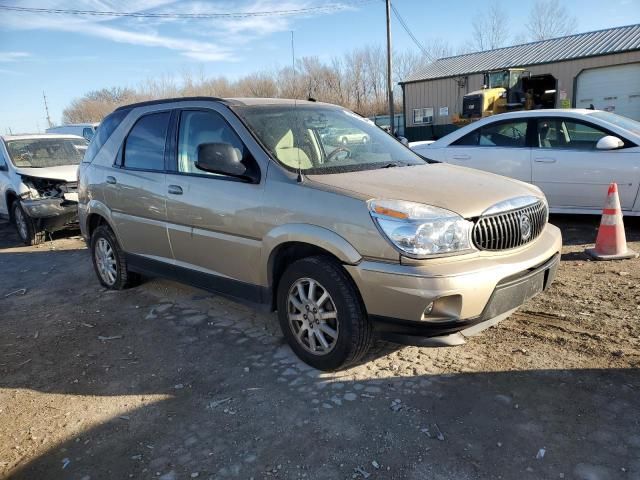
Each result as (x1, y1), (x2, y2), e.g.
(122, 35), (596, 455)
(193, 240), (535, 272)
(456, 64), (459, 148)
(452, 120), (527, 147)
(123, 112), (170, 171)
(83, 109), (129, 163)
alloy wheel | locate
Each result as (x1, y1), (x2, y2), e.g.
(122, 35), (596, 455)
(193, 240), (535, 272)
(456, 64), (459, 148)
(287, 278), (339, 355)
(95, 237), (117, 286)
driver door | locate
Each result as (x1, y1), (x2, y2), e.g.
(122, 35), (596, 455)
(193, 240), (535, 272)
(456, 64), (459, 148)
(531, 117), (639, 209)
(445, 119), (532, 182)
(164, 108), (266, 289)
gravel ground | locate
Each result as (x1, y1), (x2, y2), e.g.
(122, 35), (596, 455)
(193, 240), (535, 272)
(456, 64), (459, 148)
(0, 216), (639, 480)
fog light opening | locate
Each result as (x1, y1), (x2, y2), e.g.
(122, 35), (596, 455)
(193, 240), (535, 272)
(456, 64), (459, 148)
(423, 302), (434, 316)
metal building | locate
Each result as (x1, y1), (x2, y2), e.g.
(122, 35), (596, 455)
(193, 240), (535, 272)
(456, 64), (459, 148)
(400, 24), (640, 141)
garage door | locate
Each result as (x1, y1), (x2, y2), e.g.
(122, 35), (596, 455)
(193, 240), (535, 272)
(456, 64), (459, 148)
(576, 63), (640, 120)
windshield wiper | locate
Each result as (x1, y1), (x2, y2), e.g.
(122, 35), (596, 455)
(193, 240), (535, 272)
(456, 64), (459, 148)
(380, 162), (402, 169)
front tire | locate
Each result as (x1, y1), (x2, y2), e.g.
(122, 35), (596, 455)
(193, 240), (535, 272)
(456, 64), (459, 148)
(12, 201), (45, 246)
(90, 225), (139, 290)
(277, 256), (373, 370)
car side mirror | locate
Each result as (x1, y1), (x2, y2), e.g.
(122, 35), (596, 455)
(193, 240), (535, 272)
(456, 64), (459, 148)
(195, 143), (257, 182)
(596, 135), (624, 150)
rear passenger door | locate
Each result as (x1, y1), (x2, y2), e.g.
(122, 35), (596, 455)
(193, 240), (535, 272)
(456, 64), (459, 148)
(106, 110), (172, 261)
(531, 117), (639, 209)
(164, 107), (266, 292)
(444, 119), (532, 182)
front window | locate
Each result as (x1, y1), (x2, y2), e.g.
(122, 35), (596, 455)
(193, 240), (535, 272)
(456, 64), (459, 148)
(537, 119), (608, 150)
(5, 138), (87, 168)
(233, 105), (425, 174)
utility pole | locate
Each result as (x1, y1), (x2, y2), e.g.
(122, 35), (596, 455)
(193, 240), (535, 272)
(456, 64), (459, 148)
(43, 91), (53, 128)
(385, 0), (394, 134)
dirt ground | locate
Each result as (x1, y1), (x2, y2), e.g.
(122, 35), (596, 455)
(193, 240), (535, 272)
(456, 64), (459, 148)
(0, 215), (639, 480)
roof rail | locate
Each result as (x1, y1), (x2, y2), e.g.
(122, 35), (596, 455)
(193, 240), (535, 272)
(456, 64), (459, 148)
(114, 96), (226, 112)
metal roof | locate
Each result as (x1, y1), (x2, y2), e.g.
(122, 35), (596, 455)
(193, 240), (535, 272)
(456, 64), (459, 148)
(402, 24), (640, 83)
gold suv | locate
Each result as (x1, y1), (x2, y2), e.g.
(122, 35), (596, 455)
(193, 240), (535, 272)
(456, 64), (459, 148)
(78, 97), (562, 370)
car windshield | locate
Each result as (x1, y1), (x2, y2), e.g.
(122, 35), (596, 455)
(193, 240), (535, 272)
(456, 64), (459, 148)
(233, 104), (425, 174)
(5, 138), (87, 168)
(587, 111), (640, 136)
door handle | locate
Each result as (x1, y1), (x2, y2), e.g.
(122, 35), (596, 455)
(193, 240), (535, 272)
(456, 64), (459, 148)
(106, 176), (117, 184)
(452, 154), (471, 160)
(534, 157), (557, 163)
(168, 185), (183, 195)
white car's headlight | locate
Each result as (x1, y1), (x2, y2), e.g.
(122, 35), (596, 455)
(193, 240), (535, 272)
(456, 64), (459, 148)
(369, 199), (475, 258)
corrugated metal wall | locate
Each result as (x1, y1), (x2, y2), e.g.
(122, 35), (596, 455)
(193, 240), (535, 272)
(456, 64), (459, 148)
(403, 51), (640, 130)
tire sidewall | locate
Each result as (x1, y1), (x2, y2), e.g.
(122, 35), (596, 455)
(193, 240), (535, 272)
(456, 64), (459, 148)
(12, 201), (32, 245)
(90, 225), (126, 289)
(277, 258), (363, 370)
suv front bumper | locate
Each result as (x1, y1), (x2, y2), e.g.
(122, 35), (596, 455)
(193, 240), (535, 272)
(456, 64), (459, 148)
(345, 224), (562, 344)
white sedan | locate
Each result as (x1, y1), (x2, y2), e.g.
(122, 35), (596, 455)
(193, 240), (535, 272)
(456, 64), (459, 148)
(411, 109), (640, 215)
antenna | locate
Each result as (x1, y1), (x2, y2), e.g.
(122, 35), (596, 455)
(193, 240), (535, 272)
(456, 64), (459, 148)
(43, 91), (53, 128)
(291, 30), (303, 183)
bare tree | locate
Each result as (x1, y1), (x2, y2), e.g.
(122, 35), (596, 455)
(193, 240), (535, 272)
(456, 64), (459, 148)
(469, 1), (509, 51)
(526, 0), (577, 41)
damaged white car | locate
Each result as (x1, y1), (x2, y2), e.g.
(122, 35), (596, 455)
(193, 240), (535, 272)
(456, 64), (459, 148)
(0, 134), (86, 245)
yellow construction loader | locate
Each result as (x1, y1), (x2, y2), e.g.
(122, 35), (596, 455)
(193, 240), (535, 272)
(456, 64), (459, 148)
(461, 68), (557, 119)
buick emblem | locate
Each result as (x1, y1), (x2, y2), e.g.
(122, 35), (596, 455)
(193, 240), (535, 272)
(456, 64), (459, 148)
(520, 214), (532, 241)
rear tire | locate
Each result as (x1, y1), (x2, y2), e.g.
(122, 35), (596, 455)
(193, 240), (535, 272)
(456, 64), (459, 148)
(276, 256), (373, 370)
(90, 224), (139, 290)
(12, 201), (45, 246)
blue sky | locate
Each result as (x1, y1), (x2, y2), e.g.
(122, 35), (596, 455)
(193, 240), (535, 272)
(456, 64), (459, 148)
(0, 0), (638, 133)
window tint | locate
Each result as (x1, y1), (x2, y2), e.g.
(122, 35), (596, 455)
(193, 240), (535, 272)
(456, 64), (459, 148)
(124, 112), (170, 170)
(452, 129), (480, 146)
(479, 121), (527, 147)
(537, 119), (608, 150)
(84, 109), (129, 163)
(452, 121), (527, 147)
(177, 110), (248, 176)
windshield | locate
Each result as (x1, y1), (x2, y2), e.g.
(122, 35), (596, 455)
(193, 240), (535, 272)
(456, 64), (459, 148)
(233, 104), (425, 174)
(587, 111), (640, 136)
(5, 138), (87, 168)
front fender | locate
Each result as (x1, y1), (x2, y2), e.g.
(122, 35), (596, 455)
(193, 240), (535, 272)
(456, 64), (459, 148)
(261, 223), (362, 286)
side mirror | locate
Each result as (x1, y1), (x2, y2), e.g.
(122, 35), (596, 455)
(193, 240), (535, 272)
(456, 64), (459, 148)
(596, 135), (624, 150)
(195, 143), (257, 182)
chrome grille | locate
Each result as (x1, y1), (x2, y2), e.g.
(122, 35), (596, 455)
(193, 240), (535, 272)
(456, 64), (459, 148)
(473, 201), (547, 251)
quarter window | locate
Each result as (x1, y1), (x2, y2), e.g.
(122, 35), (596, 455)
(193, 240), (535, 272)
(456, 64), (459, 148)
(537, 119), (608, 150)
(177, 110), (248, 176)
(413, 107), (434, 125)
(123, 112), (170, 170)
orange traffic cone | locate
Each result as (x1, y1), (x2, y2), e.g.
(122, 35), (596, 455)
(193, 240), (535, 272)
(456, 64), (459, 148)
(586, 183), (638, 260)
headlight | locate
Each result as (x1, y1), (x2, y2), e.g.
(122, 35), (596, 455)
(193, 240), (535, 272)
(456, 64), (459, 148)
(369, 199), (475, 258)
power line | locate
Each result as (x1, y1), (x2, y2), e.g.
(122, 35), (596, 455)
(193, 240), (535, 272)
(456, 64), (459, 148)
(0, 1), (377, 19)
(390, 2), (433, 61)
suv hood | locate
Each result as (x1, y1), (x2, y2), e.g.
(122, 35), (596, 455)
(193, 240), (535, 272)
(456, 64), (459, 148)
(307, 163), (543, 218)
(14, 164), (78, 182)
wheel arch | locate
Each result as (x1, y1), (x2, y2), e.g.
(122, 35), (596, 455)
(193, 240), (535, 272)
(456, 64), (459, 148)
(263, 224), (363, 311)
(5, 190), (18, 220)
